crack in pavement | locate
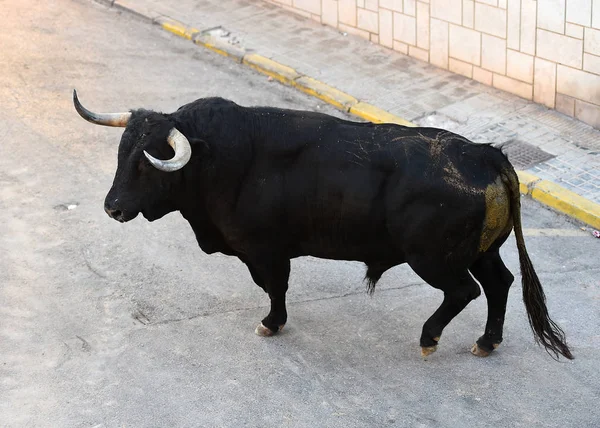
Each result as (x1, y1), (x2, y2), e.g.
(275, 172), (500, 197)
(82, 250), (108, 279)
(151, 281), (426, 326)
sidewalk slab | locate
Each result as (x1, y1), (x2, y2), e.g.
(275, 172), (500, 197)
(103, 0), (600, 225)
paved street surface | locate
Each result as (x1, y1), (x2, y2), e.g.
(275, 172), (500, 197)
(1, 0), (599, 427)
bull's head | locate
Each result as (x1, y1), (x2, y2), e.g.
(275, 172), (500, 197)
(73, 90), (192, 222)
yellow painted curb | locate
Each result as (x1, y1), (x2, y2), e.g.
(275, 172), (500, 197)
(516, 170), (540, 195)
(158, 17), (199, 40)
(242, 54), (300, 85)
(349, 102), (416, 127)
(531, 180), (600, 229)
(292, 77), (358, 111)
(194, 35), (245, 63)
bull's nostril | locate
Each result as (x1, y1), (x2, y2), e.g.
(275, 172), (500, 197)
(105, 207), (123, 219)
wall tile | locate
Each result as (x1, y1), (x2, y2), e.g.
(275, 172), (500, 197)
(322, 0), (339, 26)
(566, 0), (591, 27)
(339, 0), (357, 26)
(404, 0), (416, 15)
(449, 24), (481, 65)
(393, 12), (417, 45)
(393, 40), (409, 53)
(537, 0), (565, 33)
(534, 57), (557, 107)
(566, 23), (584, 39)
(507, 0), (521, 49)
(556, 93), (576, 116)
(584, 27), (600, 55)
(450, 58), (474, 77)
(431, 0), (462, 25)
(583, 53), (600, 74)
(365, 0), (380, 11)
(498, 0), (507, 7)
(358, 8), (379, 32)
(476, 0), (497, 5)
(475, 3), (507, 38)
(409, 45), (430, 61)
(294, 0), (321, 14)
(430, 18), (449, 68)
(493, 73), (533, 99)
(417, 1), (430, 49)
(575, 99), (600, 128)
(464, 0), (474, 28)
(557, 64), (600, 104)
(474, 66), (494, 84)
(482, 34), (506, 73)
(594, 0), (600, 28)
(379, 8), (394, 47)
(521, 0), (537, 55)
(507, 49), (534, 82)
(537, 29), (583, 68)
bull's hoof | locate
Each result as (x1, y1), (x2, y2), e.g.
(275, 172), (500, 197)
(420, 336), (440, 358)
(421, 345), (438, 358)
(254, 323), (284, 337)
(470, 342), (498, 357)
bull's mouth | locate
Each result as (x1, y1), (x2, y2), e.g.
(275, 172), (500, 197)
(116, 212), (139, 223)
(141, 209), (168, 222)
(105, 207), (139, 223)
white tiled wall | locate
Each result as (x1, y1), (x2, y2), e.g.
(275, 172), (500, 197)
(265, 0), (600, 129)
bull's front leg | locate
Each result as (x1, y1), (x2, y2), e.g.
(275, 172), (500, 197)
(244, 257), (290, 336)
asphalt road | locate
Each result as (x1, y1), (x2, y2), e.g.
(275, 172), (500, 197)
(1, 0), (599, 427)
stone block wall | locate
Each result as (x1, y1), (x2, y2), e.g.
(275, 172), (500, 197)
(265, 0), (600, 129)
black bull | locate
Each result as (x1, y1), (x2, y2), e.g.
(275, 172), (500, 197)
(74, 92), (573, 360)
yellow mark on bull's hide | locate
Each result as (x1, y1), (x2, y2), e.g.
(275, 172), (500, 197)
(479, 177), (512, 252)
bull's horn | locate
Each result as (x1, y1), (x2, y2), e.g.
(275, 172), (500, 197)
(144, 128), (192, 172)
(73, 89), (131, 127)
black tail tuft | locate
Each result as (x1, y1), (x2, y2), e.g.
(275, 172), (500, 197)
(519, 249), (574, 360)
(365, 276), (377, 296)
(365, 266), (384, 296)
(502, 170), (574, 360)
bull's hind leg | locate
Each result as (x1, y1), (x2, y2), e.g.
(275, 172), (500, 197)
(245, 256), (290, 337)
(468, 251), (514, 357)
(411, 265), (481, 357)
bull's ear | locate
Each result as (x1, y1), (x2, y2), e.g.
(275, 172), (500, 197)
(188, 138), (210, 155)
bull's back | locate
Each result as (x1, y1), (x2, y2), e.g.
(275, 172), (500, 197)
(243, 113), (512, 264)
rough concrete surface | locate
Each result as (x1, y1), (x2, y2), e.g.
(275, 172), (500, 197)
(0, 0), (599, 427)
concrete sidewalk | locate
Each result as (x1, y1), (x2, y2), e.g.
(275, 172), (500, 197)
(103, 0), (600, 209)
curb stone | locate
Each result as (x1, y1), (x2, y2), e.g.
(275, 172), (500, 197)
(193, 34), (246, 63)
(97, 0), (600, 230)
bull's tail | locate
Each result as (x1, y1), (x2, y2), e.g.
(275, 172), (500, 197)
(502, 169), (574, 360)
